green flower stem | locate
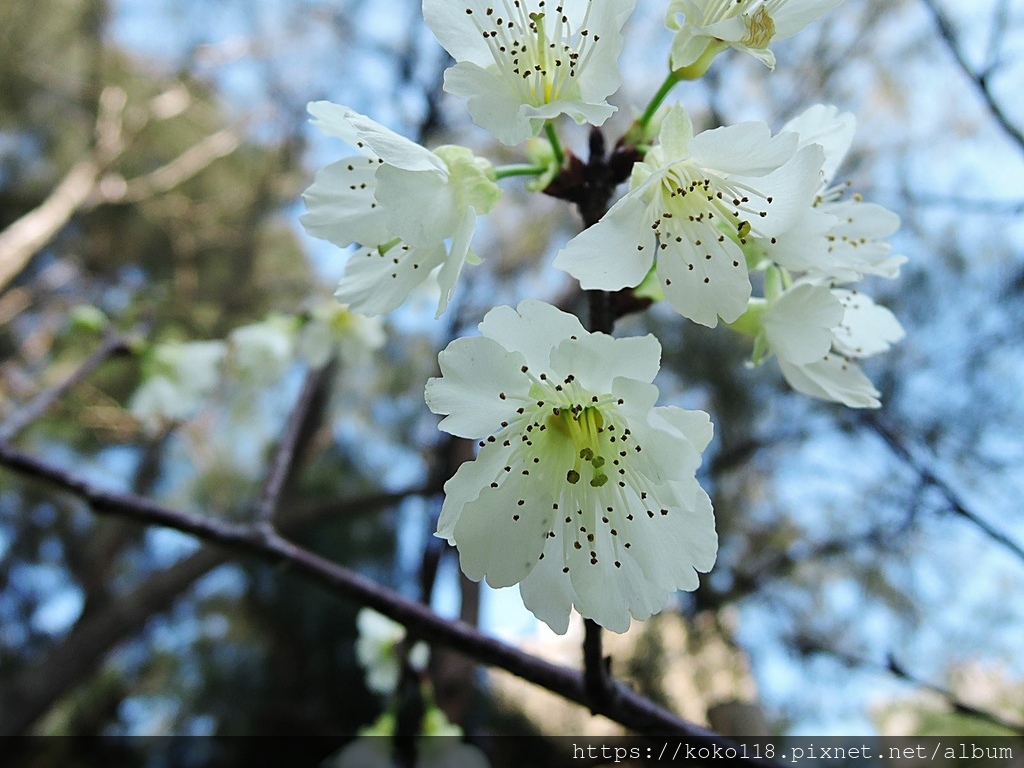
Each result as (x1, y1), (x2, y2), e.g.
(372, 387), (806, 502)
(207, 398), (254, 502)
(545, 121), (566, 168)
(636, 70), (681, 132)
(494, 164), (549, 180)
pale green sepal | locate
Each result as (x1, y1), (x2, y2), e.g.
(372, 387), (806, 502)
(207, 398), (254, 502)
(633, 263), (665, 303)
(672, 39), (727, 80)
(764, 265), (784, 303)
(523, 137), (560, 191)
(726, 298), (767, 339)
(433, 145), (502, 215)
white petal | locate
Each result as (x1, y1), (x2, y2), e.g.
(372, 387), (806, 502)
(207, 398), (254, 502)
(736, 144), (826, 237)
(433, 207), (477, 318)
(334, 243), (446, 316)
(344, 109), (445, 173)
(691, 121), (798, 176)
(778, 355), (881, 408)
(425, 336), (530, 438)
(453, 469), (556, 588)
(574, 0), (637, 102)
(782, 104), (855, 183)
(606, 480), (716, 595)
(422, 0), (493, 68)
(670, 24), (713, 69)
(444, 63), (538, 146)
(567, 525), (666, 633)
(658, 106), (695, 162)
(553, 192), (657, 290)
(649, 405), (714, 463)
(549, 333), (662, 392)
(827, 199), (900, 239)
(761, 206), (837, 272)
(435, 442), (511, 540)
(764, 283), (845, 365)
(477, 301), (587, 373)
(831, 290), (904, 358)
(307, 101), (368, 150)
(374, 167), (458, 252)
(519, 535), (576, 635)
(520, 97), (617, 131)
(771, 0), (847, 39)
(656, 218), (752, 327)
(300, 158), (389, 248)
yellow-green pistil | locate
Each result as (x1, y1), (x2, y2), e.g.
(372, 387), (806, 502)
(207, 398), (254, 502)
(548, 404), (610, 488)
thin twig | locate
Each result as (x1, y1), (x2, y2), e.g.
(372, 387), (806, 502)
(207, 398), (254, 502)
(862, 414), (1024, 566)
(919, 0), (1024, 155)
(0, 485), (417, 737)
(0, 441), (781, 763)
(796, 640), (1024, 736)
(255, 363), (332, 527)
(0, 331), (134, 442)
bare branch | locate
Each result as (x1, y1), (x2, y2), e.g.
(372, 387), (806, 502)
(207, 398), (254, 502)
(861, 414), (1024, 566)
(0, 330), (134, 442)
(0, 84), (238, 292)
(98, 129), (241, 205)
(0, 440), (780, 762)
(0, 87), (128, 292)
(255, 363), (333, 527)
(0, 486), (415, 737)
(919, 0), (1024, 154)
(583, 618), (618, 713)
(795, 640), (1024, 736)
(0, 159), (102, 291)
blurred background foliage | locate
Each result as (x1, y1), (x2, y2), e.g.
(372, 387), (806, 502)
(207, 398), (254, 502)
(1, 0), (1023, 764)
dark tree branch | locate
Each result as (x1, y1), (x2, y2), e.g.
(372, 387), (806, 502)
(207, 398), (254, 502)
(0, 330), (134, 442)
(920, 0), (1024, 155)
(0, 441), (781, 764)
(255, 362), (333, 527)
(0, 486), (416, 737)
(861, 414), (1024, 566)
(583, 618), (618, 713)
(795, 640), (1024, 736)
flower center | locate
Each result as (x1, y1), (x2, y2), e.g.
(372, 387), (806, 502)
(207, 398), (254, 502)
(464, 1), (599, 106)
(652, 164), (772, 246)
(741, 6), (776, 49)
(548, 404), (611, 487)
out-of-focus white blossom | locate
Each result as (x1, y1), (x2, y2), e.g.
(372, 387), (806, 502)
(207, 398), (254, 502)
(129, 340), (227, 433)
(355, 608), (429, 696)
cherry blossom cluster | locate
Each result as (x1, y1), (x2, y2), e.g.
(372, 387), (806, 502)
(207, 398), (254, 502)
(291, 0), (903, 635)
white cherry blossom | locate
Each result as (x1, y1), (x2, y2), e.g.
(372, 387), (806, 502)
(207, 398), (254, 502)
(328, 709), (490, 768)
(755, 278), (904, 408)
(297, 302), (385, 369)
(301, 102), (501, 317)
(666, 0), (847, 73)
(425, 300), (717, 634)
(554, 106), (826, 328)
(770, 104), (906, 281)
(129, 340), (227, 433)
(423, 0), (637, 145)
(355, 608), (429, 696)
(228, 315), (298, 385)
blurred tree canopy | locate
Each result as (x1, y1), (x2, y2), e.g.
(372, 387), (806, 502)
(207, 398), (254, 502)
(1, 0), (1023, 765)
